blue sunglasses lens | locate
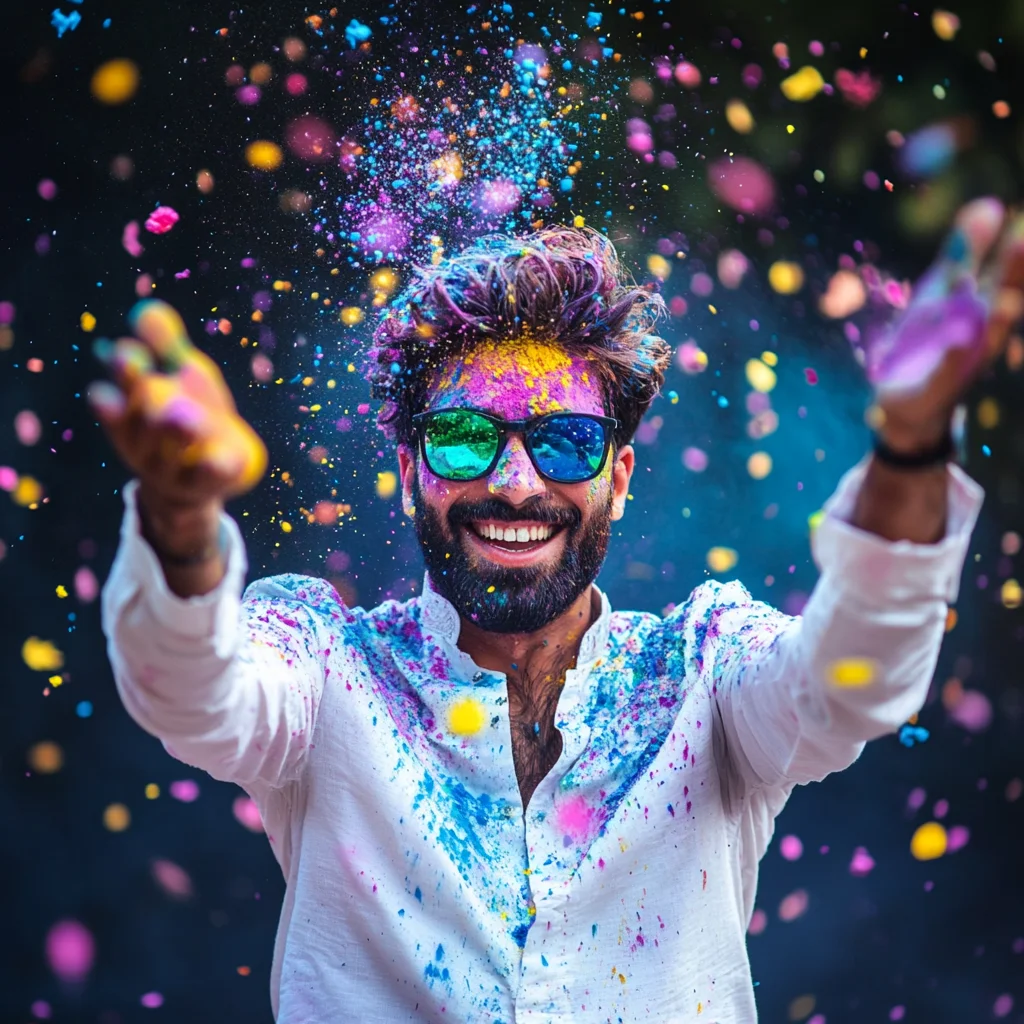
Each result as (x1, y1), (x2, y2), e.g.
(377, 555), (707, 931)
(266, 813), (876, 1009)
(529, 415), (609, 482)
(421, 410), (500, 480)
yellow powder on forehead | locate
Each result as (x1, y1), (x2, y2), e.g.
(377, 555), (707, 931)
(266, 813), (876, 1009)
(436, 337), (582, 395)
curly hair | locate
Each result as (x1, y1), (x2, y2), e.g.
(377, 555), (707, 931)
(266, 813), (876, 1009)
(367, 225), (671, 449)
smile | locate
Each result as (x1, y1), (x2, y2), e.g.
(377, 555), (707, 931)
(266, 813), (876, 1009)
(462, 520), (565, 566)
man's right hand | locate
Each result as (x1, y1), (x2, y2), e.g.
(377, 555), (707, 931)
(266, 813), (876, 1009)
(88, 300), (268, 594)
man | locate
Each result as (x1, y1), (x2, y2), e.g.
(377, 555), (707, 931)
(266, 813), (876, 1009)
(94, 203), (1022, 1022)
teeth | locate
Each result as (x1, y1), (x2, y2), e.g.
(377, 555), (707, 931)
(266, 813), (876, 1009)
(474, 523), (555, 542)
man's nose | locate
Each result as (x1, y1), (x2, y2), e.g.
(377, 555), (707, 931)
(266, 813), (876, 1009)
(487, 436), (546, 504)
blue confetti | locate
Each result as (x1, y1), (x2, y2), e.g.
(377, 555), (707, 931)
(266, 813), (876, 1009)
(586, 11), (603, 27)
(345, 19), (372, 48)
(51, 8), (82, 37)
(898, 724), (930, 748)
(76, 701), (93, 718)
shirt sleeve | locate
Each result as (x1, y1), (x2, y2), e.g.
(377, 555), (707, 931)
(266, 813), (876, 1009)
(705, 459), (983, 791)
(100, 479), (342, 790)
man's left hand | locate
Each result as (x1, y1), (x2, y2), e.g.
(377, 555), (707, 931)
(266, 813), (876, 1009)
(869, 197), (1024, 455)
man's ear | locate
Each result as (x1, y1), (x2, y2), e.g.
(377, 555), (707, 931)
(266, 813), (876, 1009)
(398, 444), (417, 518)
(610, 444), (635, 521)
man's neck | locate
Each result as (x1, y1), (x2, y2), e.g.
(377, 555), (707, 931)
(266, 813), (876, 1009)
(455, 585), (600, 688)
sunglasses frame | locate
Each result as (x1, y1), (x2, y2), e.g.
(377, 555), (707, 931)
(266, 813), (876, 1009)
(412, 408), (620, 484)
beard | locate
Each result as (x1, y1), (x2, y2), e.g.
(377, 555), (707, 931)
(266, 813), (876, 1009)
(413, 479), (613, 634)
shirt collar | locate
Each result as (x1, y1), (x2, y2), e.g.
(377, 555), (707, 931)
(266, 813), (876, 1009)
(420, 571), (612, 667)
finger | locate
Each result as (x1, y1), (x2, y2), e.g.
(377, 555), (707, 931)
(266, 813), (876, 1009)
(951, 196), (1005, 277)
(128, 300), (194, 371)
(178, 347), (237, 411)
(980, 215), (1024, 361)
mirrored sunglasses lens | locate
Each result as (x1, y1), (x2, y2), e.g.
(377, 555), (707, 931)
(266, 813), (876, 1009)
(423, 411), (499, 480)
(530, 416), (607, 481)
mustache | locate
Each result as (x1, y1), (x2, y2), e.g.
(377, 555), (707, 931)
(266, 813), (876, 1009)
(447, 497), (581, 531)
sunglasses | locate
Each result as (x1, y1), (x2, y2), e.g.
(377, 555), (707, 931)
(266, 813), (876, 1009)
(412, 408), (619, 484)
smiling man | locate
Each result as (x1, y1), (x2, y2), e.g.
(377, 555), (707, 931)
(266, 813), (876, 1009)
(96, 210), (1021, 1022)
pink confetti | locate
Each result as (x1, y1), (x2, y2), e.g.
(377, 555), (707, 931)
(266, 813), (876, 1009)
(140, 992), (164, 1009)
(747, 908), (768, 935)
(37, 179), (58, 200)
(145, 205), (180, 235)
(779, 834), (803, 861)
(122, 220), (145, 258)
(251, 353), (274, 382)
(45, 919), (95, 983)
(15, 409), (42, 445)
(0, 466), (17, 491)
(707, 156), (776, 216)
(286, 115), (336, 162)
(285, 72), (308, 96)
(174, 269), (191, 279)
(31, 1000), (52, 1019)
(849, 846), (875, 876)
(778, 888), (809, 922)
(994, 994), (1014, 1018)
(717, 249), (750, 289)
(689, 272), (714, 297)
(675, 340), (707, 374)
(949, 690), (993, 733)
(673, 61), (702, 88)
(0, 301), (15, 324)
(168, 779), (200, 802)
(889, 1006), (906, 1021)
(682, 447), (708, 473)
(74, 566), (99, 603)
(233, 795), (265, 832)
(835, 68), (882, 108)
(151, 858), (194, 899)
(946, 825), (970, 852)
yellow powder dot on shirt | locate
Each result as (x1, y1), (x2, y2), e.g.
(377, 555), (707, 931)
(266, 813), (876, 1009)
(910, 821), (947, 861)
(28, 741), (64, 774)
(827, 658), (878, 688)
(448, 698), (487, 737)
(103, 803), (131, 832)
(706, 547), (738, 573)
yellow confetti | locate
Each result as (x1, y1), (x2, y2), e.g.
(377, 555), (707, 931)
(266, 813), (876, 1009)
(646, 254), (672, 281)
(747, 452), (773, 480)
(340, 306), (365, 325)
(780, 66), (825, 102)
(145, 783), (161, 799)
(787, 995), (816, 1022)
(725, 99), (755, 134)
(745, 358), (777, 393)
(103, 803), (132, 832)
(931, 9), (960, 40)
(448, 698), (487, 737)
(48, 674), (63, 687)
(573, 215), (585, 228)
(28, 741), (64, 774)
(55, 585), (68, 598)
(827, 657), (878, 689)
(245, 140), (284, 171)
(280, 521), (293, 533)
(12, 476), (43, 507)
(22, 636), (64, 672)
(91, 59), (140, 105)
(1001, 579), (1022, 610)
(80, 312), (97, 332)
(768, 261), (805, 295)
(706, 547), (738, 573)
(910, 821), (947, 861)
(376, 471), (398, 499)
(976, 397), (1000, 429)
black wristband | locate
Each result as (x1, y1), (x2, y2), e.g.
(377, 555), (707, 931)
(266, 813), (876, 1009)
(872, 431), (955, 469)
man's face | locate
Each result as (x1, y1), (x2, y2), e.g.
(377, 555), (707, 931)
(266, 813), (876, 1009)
(397, 338), (635, 633)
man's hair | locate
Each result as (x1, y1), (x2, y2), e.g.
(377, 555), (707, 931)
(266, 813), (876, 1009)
(367, 225), (671, 449)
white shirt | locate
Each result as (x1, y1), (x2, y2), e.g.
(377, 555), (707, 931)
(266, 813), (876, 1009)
(101, 461), (982, 1024)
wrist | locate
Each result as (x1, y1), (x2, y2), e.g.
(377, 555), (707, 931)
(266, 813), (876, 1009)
(137, 486), (225, 565)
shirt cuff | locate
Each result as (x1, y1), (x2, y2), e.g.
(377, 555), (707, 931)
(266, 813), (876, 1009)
(811, 458), (983, 606)
(114, 479), (248, 638)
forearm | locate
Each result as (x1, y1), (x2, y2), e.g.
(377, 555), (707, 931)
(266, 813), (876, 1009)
(137, 483), (227, 597)
(851, 457), (948, 544)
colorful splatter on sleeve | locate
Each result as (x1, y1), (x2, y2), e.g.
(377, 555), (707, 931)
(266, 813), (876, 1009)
(705, 460), (983, 792)
(101, 479), (339, 789)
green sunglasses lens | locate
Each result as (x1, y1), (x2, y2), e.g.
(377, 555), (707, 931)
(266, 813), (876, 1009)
(422, 410), (500, 480)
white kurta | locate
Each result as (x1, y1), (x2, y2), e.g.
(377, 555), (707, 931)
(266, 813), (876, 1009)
(101, 462), (982, 1023)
